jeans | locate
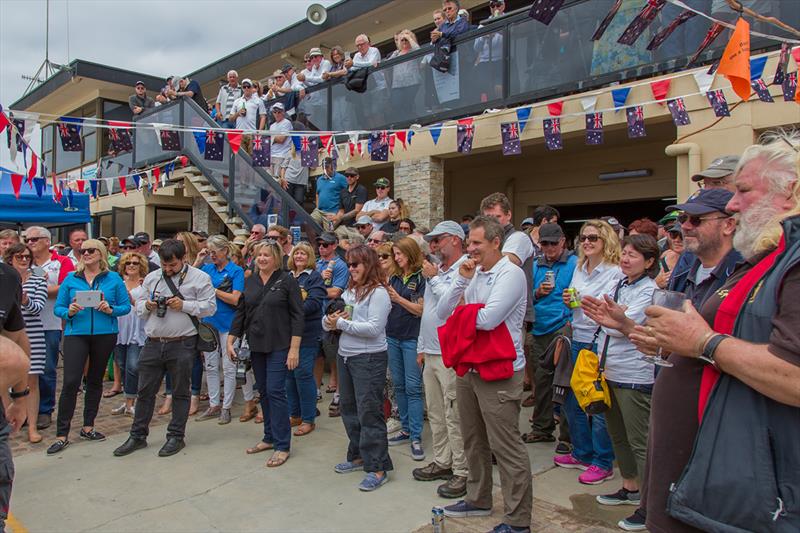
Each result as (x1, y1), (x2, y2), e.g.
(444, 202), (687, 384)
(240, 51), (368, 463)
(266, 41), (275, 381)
(0, 426), (13, 532)
(387, 337), (424, 441)
(286, 344), (319, 423)
(338, 352), (394, 473)
(164, 352), (203, 396)
(563, 340), (614, 470)
(57, 334), (118, 438)
(38, 329), (62, 415)
(204, 332), (235, 409)
(114, 343), (142, 399)
(252, 349), (291, 452)
(287, 183), (306, 205)
(130, 336), (197, 440)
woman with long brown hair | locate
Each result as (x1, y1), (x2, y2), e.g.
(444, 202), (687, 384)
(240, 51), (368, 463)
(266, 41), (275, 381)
(323, 244), (393, 491)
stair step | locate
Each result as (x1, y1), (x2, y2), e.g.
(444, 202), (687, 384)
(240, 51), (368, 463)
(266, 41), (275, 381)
(226, 216), (244, 225)
(197, 185), (219, 195)
(233, 229), (249, 236)
(214, 205), (229, 214)
(187, 175), (208, 185)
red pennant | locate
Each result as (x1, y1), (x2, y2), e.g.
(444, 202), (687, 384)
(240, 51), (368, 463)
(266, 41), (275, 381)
(153, 167), (161, 182)
(0, 112), (10, 135)
(11, 173), (23, 199)
(227, 130), (243, 154)
(547, 101), (564, 116)
(395, 131), (408, 150)
(650, 79), (671, 104)
(76, 180), (86, 193)
(792, 46), (800, 66)
(118, 177), (128, 196)
(389, 134), (396, 155)
(51, 173), (62, 202)
(319, 134), (333, 154)
(179, 155), (189, 167)
(28, 153), (38, 185)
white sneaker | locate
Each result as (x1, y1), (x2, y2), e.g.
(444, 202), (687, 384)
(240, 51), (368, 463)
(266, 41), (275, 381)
(386, 417), (402, 435)
(111, 403), (126, 415)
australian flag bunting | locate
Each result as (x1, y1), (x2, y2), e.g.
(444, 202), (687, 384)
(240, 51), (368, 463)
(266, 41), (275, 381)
(783, 72), (797, 102)
(108, 126), (133, 153)
(9, 119), (25, 152)
(591, 0), (623, 41)
(204, 130), (225, 161)
(647, 10), (695, 51)
(370, 131), (389, 162)
(751, 79), (774, 103)
(667, 98), (691, 126)
(527, 0), (565, 25)
(543, 118), (562, 150)
(706, 90), (730, 117)
(617, 0), (666, 46)
(626, 106), (646, 138)
(58, 118), (84, 152)
(159, 129), (181, 151)
(773, 43), (790, 86)
(300, 136), (319, 168)
(456, 119), (474, 154)
(585, 113), (604, 145)
(251, 135), (271, 167)
(501, 122), (521, 156)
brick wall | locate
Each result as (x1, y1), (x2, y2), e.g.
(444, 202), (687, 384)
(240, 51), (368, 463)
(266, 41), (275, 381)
(393, 156), (444, 230)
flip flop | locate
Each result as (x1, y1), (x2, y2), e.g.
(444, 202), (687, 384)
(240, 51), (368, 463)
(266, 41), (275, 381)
(266, 451), (290, 467)
(246, 441), (274, 454)
(293, 423), (315, 436)
(325, 385), (337, 393)
(103, 389), (122, 398)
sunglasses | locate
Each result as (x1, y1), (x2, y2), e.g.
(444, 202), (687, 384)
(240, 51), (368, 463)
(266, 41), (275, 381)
(242, 84), (252, 88)
(24, 236), (43, 244)
(375, 186), (388, 190)
(81, 248), (99, 255)
(578, 234), (601, 243)
(124, 261), (140, 267)
(368, 238), (383, 244)
(14, 253), (31, 261)
(540, 241), (560, 247)
(120, 245), (136, 250)
(668, 231), (682, 238)
(676, 213), (729, 226)
(347, 262), (361, 269)
(378, 253), (391, 260)
(317, 241), (336, 247)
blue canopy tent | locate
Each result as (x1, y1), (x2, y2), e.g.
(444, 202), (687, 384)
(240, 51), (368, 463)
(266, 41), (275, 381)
(0, 168), (91, 225)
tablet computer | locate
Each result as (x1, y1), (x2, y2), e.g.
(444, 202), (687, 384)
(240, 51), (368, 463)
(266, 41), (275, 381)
(75, 290), (103, 308)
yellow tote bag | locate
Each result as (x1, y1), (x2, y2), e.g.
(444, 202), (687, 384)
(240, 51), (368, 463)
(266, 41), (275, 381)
(570, 339), (611, 415)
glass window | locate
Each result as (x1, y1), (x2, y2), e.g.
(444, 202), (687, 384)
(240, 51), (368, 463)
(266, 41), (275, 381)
(42, 125), (53, 152)
(83, 131), (97, 163)
(56, 136), (82, 173)
(154, 208), (192, 239)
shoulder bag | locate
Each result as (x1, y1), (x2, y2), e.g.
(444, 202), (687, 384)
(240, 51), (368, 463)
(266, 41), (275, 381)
(345, 67), (369, 93)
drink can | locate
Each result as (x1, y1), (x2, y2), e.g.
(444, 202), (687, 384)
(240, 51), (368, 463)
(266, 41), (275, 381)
(344, 304), (353, 317)
(544, 270), (555, 285)
(432, 507), (445, 533)
(267, 214), (278, 227)
(566, 287), (581, 308)
(290, 225), (302, 244)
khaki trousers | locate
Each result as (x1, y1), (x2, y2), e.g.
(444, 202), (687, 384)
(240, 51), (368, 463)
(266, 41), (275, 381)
(457, 370), (533, 528)
(422, 353), (468, 477)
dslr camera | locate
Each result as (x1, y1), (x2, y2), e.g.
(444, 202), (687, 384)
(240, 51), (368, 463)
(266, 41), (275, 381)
(155, 296), (170, 318)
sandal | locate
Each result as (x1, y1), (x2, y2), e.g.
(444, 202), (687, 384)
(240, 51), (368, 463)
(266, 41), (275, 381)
(325, 385), (337, 393)
(246, 441), (274, 454)
(290, 416), (302, 427)
(522, 432), (555, 444)
(255, 413), (264, 424)
(199, 393), (209, 401)
(293, 422), (315, 436)
(103, 388), (122, 398)
(266, 451), (290, 467)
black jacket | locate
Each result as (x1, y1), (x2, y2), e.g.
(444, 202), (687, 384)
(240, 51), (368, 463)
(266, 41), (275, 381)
(230, 269), (304, 353)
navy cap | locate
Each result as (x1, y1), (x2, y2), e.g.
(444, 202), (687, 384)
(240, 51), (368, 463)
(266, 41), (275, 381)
(667, 188), (733, 216)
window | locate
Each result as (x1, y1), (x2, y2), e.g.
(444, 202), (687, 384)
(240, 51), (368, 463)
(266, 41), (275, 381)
(154, 208), (192, 239)
(101, 100), (133, 154)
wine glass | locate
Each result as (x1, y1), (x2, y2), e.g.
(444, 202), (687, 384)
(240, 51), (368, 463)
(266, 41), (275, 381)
(640, 289), (686, 367)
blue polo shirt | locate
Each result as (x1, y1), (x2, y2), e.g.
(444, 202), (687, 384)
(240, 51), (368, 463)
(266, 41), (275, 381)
(315, 255), (349, 308)
(386, 270), (425, 340)
(201, 261), (245, 333)
(316, 172), (348, 213)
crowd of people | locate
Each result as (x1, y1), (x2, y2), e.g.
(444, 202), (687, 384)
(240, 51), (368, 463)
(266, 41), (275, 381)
(1, 131), (799, 533)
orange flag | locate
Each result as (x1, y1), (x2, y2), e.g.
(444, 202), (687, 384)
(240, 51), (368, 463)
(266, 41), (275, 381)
(716, 18), (751, 101)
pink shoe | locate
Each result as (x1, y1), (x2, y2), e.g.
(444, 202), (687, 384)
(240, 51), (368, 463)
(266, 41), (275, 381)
(553, 454), (590, 470)
(579, 465), (615, 485)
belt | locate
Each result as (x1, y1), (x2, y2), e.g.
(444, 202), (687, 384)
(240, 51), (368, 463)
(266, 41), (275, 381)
(148, 335), (195, 344)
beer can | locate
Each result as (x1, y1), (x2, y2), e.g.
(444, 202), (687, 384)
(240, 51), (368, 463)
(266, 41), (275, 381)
(432, 507), (445, 533)
(566, 287), (581, 308)
(544, 270), (555, 285)
(344, 304), (354, 317)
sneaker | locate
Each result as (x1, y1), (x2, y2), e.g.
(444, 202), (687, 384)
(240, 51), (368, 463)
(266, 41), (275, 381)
(579, 465), (615, 485)
(437, 474), (467, 499)
(554, 441), (573, 455)
(79, 429), (106, 441)
(386, 417), (403, 435)
(597, 487), (641, 506)
(46, 439), (70, 455)
(412, 461), (453, 482)
(328, 399), (340, 418)
(316, 389), (322, 402)
(618, 509), (647, 531)
(334, 461), (364, 474)
(442, 500), (492, 518)
(410, 440), (425, 461)
(125, 406), (136, 418)
(358, 472), (388, 492)
(111, 403), (127, 415)
(195, 406), (221, 421)
(218, 408), (232, 425)
(553, 454), (590, 470)
(388, 432), (410, 446)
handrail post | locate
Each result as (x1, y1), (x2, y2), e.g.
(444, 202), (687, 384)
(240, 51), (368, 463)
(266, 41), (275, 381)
(228, 145), (236, 220)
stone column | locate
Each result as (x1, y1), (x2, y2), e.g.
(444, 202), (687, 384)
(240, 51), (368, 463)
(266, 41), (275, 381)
(191, 196), (225, 234)
(393, 156), (444, 230)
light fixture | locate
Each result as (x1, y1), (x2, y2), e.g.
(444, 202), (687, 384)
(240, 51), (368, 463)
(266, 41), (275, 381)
(598, 169), (652, 181)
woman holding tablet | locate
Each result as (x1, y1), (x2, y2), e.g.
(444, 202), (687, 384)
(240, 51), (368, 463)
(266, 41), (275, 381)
(49, 239), (130, 455)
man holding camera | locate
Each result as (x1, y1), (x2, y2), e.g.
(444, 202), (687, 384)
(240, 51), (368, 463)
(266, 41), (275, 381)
(114, 239), (216, 458)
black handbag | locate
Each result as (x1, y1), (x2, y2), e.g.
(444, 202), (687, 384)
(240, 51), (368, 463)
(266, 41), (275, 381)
(430, 40), (452, 74)
(345, 67), (369, 93)
(163, 273), (220, 353)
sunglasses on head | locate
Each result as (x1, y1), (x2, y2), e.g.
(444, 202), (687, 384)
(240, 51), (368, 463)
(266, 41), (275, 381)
(81, 248), (98, 255)
(578, 234), (600, 243)
(677, 213), (729, 226)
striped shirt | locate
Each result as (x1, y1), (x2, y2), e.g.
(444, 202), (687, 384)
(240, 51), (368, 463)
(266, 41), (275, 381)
(21, 274), (48, 374)
(216, 84), (243, 117)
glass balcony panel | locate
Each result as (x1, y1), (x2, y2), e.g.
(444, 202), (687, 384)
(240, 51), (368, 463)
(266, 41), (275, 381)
(297, 85), (329, 131)
(134, 102), (181, 165)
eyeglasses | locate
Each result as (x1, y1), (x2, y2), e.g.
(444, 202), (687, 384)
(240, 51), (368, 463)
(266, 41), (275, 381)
(368, 238), (383, 244)
(347, 262), (361, 269)
(13, 253), (31, 261)
(124, 261), (139, 267)
(375, 186), (388, 190)
(668, 231), (682, 239)
(578, 234), (601, 243)
(120, 245), (135, 250)
(676, 213), (729, 226)
(378, 253), (391, 260)
(81, 248), (98, 255)
(24, 236), (43, 244)
(242, 84), (252, 88)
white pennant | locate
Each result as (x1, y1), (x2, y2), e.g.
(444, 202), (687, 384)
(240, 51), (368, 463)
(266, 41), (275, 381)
(152, 123), (167, 148)
(580, 96), (598, 113)
(340, 143), (350, 162)
(360, 140), (368, 157)
(693, 71), (715, 94)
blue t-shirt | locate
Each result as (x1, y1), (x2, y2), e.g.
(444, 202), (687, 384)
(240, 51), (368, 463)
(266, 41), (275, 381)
(316, 172), (348, 213)
(201, 261), (245, 333)
(386, 270), (425, 340)
(315, 255), (349, 309)
(531, 253), (577, 336)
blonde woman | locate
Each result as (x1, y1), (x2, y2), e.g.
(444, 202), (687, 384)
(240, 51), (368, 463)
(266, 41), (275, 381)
(554, 220), (622, 485)
(49, 239), (131, 455)
(376, 242), (398, 282)
(176, 231), (200, 266)
(388, 29), (422, 114)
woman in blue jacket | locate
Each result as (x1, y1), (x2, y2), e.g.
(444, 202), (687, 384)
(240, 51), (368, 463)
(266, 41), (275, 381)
(47, 239), (130, 455)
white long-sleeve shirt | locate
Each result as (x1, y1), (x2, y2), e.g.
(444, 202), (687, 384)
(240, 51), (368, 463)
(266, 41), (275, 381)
(417, 255), (468, 355)
(351, 47), (386, 90)
(437, 256), (528, 371)
(569, 261), (623, 343)
(322, 286), (391, 358)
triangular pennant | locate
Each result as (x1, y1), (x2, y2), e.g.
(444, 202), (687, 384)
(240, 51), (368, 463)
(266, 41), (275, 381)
(227, 130), (243, 155)
(76, 179), (86, 193)
(10, 173), (23, 199)
(28, 153), (38, 185)
(693, 71), (715, 94)
(791, 46), (800, 66)
(749, 55), (768, 82)
(51, 173), (62, 202)
(612, 87), (631, 110)
(34, 177), (45, 198)
(516, 107), (532, 133)
(118, 177), (128, 196)
(429, 124), (443, 145)
(0, 110), (9, 135)
(716, 18), (751, 100)
(407, 130), (415, 146)
(388, 133), (396, 155)
(395, 130), (408, 150)
(193, 130), (207, 154)
(650, 79), (671, 104)
(132, 174), (140, 189)
(89, 179), (99, 199)
(319, 134), (333, 154)
(580, 96), (598, 113)
(152, 167), (161, 191)
(291, 135), (302, 153)
(547, 101), (563, 116)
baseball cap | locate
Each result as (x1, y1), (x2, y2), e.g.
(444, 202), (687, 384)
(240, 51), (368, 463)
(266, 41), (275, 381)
(152, 239), (163, 247)
(271, 102), (285, 112)
(309, 47), (323, 57)
(133, 231), (151, 243)
(520, 217), (534, 228)
(122, 236), (141, 247)
(667, 188), (733, 215)
(538, 223), (564, 243)
(281, 63), (294, 73)
(691, 155), (739, 182)
(659, 210), (680, 226)
(192, 230), (209, 239)
(666, 222), (683, 234)
(343, 167), (359, 176)
(374, 177), (390, 188)
(316, 231), (339, 244)
(356, 216), (373, 227)
(241, 78), (253, 86)
(135, 81), (145, 87)
(424, 221), (465, 242)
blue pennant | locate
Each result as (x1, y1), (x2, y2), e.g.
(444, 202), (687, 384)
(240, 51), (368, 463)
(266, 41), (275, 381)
(132, 174), (140, 189)
(750, 56), (768, 82)
(291, 135), (302, 152)
(33, 177), (45, 197)
(516, 107), (532, 133)
(612, 87), (631, 110)
(193, 131), (207, 154)
(429, 124), (443, 145)
(90, 180), (99, 198)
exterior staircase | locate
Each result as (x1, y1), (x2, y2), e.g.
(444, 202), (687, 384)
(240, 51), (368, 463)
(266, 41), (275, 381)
(170, 166), (249, 238)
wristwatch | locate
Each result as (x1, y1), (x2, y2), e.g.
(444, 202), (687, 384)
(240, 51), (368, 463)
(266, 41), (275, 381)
(699, 333), (730, 367)
(9, 387), (30, 399)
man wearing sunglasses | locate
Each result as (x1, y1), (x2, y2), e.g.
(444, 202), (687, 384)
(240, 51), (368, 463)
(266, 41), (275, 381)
(358, 178), (393, 231)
